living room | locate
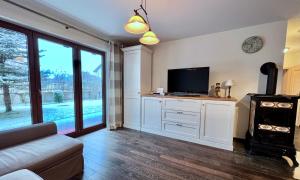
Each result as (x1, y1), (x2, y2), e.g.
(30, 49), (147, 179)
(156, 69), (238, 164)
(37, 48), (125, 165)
(1, 0), (300, 180)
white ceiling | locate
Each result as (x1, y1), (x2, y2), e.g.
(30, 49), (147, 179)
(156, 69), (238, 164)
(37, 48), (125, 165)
(10, 0), (300, 43)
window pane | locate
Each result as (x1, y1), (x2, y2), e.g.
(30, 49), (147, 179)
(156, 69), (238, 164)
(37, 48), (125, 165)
(38, 38), (75, 134)
(81, 50), (103, 128)
(0, 27), (32, 131)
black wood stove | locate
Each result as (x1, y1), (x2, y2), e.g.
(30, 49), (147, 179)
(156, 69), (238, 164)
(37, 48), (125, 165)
(245, 62), (300, 166)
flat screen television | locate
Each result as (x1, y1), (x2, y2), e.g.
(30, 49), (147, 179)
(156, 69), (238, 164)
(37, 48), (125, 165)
(168, 67), (209, 94)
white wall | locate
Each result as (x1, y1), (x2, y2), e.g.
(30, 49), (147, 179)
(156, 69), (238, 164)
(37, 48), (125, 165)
(0, 0), (109, 52)
(152, 21), (287, 138)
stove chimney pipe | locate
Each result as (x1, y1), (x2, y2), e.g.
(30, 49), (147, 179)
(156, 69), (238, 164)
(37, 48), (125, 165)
(260, 62), (278, 95)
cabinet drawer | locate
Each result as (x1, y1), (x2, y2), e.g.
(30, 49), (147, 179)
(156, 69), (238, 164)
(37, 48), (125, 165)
(162, 121), (199, 138)
(163, 99), (201, 112)
(162, 110), (200, 124)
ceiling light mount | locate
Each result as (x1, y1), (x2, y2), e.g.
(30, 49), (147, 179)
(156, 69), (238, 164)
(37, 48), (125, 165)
(124, 0), (159, 45)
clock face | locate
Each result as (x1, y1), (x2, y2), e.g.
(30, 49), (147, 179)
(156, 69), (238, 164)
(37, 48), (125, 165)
(242, 36), (263, 54)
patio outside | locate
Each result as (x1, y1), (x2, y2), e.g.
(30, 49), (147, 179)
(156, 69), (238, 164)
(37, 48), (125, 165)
(0, 100), (103, 133)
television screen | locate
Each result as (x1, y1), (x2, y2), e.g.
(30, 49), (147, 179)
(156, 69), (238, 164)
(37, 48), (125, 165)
(168, 67), (209, 94)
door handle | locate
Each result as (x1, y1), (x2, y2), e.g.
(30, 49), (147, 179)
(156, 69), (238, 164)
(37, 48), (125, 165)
(176, 123), (183, 127)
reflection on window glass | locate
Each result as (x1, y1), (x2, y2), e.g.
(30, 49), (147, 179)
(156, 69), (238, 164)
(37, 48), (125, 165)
(0, 27), (32, 131)
(38, 38), (75, 134)
(81, 50), (103, 128)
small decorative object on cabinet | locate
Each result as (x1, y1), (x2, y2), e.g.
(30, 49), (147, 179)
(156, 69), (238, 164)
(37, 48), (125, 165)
(122, 45), (153, 130)
(215, 83), (221, 97)
(155, 88), (164, 95)
(224, 80), (234, 98)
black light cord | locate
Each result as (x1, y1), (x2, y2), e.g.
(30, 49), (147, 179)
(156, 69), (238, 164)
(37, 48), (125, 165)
(135, 0), (152, 30)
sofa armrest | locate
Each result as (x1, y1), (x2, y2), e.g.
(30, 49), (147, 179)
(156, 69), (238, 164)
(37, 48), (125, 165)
(0, 122), (57, 149)
(0, 169), (43, 180)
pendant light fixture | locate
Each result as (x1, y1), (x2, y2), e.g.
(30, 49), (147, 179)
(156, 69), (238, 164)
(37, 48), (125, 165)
(124, 11), (149, 34)
(124, 0), (160, 45)
(139, 30), (160, 45)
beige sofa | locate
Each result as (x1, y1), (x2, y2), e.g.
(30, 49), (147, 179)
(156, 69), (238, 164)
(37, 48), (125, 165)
(0, 123), (84, 180)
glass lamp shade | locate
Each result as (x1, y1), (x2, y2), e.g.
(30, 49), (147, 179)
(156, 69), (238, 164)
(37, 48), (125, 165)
(224, 80), (234, 87)
(139, 31), (160, 45)
(124, 15), (149, 34)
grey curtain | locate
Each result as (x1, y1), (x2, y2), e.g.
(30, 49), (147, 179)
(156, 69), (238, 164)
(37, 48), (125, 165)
(108, 42), (123, 130)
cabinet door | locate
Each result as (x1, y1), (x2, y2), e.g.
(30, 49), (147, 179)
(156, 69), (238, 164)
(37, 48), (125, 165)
(142, 98), (162, 132)
(124, 51), (141, 98)
(124, 97), (141, 130)
(200, 101), (234, 144)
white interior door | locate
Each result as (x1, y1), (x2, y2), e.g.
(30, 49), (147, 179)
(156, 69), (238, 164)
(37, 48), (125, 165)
(291, 69), (300, 126)
(286, 65), (300, 126)
(297, 99), (300, 127)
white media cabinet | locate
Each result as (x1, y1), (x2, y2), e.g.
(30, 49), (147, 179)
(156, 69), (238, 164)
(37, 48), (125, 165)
(141, 95), (236, 151)
(122, 45), (236, 151)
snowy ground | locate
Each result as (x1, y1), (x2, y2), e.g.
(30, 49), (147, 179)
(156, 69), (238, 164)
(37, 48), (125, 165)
(0, 100), (103, 133)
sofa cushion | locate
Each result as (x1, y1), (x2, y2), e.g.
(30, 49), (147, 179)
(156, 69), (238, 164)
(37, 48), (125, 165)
(0, 169), (43, 180)
(0, 135), (83, 176)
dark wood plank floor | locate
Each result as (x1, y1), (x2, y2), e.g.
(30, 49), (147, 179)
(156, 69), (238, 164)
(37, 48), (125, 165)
(77, 129), (300, 180)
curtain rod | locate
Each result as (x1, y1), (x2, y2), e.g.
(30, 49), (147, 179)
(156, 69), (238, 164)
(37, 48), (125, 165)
(3, 0), (110, 43)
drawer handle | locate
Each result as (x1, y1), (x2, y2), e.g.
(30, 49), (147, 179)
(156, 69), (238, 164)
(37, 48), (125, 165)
(176, 123), (183, 127)
(177, 112), (183, 114)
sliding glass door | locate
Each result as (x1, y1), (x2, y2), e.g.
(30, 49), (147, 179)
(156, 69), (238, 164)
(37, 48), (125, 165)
(0, 27), (32, 131)
(81, 50), (104, 128)
(37, 39), (106, 134)
(38, 38), (76, 134)
(0, 19), (106, 135)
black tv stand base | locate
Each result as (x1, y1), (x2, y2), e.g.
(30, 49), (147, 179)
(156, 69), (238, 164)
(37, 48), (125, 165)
(168, 93), (202, 97)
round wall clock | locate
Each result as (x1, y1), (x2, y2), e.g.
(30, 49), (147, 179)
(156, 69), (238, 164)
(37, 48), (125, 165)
(242, 36), (264, 54)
